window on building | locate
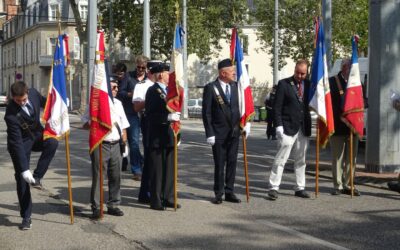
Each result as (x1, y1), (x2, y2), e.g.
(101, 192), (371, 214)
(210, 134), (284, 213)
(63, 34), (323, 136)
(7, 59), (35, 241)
(242, 35), (249, 55)
(49, 4), (60, 21)
(12, 47), (15, 66)
(73, 36), (80, 59)
(49, 37), (57, 55)
(26, 43), (30, 64)
(36, 39), (40, 62)
(79, 4), (88, 20)
(31, 41), (34, 64)
(17, 46), (22, 66)
(30, 7), (34, 25)
(36, 4), (40, 22)
(25, 10), (29, 27)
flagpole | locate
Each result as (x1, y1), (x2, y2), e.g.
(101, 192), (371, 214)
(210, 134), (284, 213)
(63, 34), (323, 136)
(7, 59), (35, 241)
(173, 134), (178, 211)
(65, 133), (74, 224)
(242, 134), (250, 203)
(99, 143), (104, 218)
(350, 131), (354, 198)
(315, 120), (320, 197)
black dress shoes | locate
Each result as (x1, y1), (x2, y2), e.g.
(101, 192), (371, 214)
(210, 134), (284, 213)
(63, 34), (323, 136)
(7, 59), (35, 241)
(91, 209), (101, 220)
(294, 190), (311, 198)
(342, 188), (361, 196)
(31, 177), (43, 190)
(212, 196), (223, 205)
(107, 207), (124, 216)
(19, 218), (32, 230)
(268, 190), (278, 200)
(387, 181), (400, 193)
(331, 189), (342, 195)
(225, 193), (241, 203)
(150, 205), (166, 211)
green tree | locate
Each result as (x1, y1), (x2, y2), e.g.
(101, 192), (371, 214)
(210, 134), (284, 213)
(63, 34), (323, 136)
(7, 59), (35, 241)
(253, 0), (368, 68)
(98, 0), (249, 61)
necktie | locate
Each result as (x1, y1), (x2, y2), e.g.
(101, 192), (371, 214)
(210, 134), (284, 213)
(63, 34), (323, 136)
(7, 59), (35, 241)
(297, 82), (303, 99)
(225, 84), (231, 103)
(26, 102), (34, 117)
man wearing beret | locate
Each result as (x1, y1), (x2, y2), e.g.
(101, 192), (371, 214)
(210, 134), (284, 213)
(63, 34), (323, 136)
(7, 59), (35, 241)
(202, 58), (244, 204)
(145, 63), (181, 210)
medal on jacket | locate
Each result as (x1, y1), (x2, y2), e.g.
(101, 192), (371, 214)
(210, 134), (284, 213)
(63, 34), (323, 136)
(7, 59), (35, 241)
(157, 88), (166, 100)
(213, 85), (225, 105)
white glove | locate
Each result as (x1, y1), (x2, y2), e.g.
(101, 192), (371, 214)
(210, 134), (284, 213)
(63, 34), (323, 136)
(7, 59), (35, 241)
(243, 123), (251, 138)
(122, 144), (129, 158)
(21, 170), (36, 184)
(207, 136), (215, 146)
(168, 112), (181, 121)
(276, 126), (284, 139)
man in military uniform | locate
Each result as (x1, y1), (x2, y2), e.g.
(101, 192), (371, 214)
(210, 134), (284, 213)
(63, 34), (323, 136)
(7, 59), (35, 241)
(4, 81), (59, 230)
(144, 63), (181, 210)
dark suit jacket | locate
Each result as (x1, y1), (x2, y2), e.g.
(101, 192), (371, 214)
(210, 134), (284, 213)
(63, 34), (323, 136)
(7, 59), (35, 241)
(144, 83), (174, 148)
(4, 88), (46, 172)
(329, 72), (350, 136)
(273, 76), (311, 137)
(202, 79), (241, 141)
(116, 74), (137, 116)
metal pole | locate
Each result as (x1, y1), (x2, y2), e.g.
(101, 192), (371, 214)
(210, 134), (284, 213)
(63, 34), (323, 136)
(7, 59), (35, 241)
(182, 0), (188, 118)
(109, 0), (114, 66)
(87, 0), (97, 103)
(322, 0), (332, 70)
(143, 0), (151, 57)
(273, 0), (279, 86)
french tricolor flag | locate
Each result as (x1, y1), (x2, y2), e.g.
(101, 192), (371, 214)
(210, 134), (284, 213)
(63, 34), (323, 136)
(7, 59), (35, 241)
(230, 28), (255, 127)
(43, 34), (70, 140)
(309, 18), (334, 147)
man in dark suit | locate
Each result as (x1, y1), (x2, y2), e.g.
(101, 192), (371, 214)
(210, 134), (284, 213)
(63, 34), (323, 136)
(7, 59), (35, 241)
(4, 81), (59, 230)
(202, 58), (250, 204)
(144, 63), (181, 210)
(267, 59), (312, 200)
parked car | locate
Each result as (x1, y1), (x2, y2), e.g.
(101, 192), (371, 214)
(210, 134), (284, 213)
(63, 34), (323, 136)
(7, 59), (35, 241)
(188, 98), (202, 118)
(0, 92), (8, 106)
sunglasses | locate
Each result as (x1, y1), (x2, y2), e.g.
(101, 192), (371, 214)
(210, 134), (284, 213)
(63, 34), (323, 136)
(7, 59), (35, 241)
(112, 85), (118, 90)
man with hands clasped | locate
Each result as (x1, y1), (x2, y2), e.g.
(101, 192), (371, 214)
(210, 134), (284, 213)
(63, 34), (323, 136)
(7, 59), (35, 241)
(267, 59), (312, 200)
(202, 58), (251, 205)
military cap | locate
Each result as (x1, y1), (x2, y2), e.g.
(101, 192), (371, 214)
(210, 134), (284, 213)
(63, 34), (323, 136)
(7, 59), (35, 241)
(150, 63), (170, 74)
(147, 60), (162, 72)
(218, 58), (233, 70)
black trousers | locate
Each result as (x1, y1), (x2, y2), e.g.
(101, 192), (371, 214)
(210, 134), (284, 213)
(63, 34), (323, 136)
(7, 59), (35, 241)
(10, 134), (58, 219)
(138, 115), (150, 201)
(212, 136), (239, 197)
(148, 147), (174, 207)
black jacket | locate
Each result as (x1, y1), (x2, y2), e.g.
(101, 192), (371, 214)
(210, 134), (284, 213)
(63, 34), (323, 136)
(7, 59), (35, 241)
(116, 73), (137, 116)
(273, 76), (312, 137)
(4, 88), (46, 172)
(202, 79), (241, 141)
(329, 72), (351, 136)
(144, 83), (174, 148)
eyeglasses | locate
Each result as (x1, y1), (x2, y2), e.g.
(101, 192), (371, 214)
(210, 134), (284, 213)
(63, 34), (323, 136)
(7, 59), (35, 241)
(112, 86), (118, 90)
(137, 66), (146, 70)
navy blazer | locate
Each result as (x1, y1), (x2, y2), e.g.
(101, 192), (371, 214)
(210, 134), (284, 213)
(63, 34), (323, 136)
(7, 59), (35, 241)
(4, 88), (46, 172)
(202, 79), (241, 141)
(144, 83), (174, 148)
(273, 76), (312, 137)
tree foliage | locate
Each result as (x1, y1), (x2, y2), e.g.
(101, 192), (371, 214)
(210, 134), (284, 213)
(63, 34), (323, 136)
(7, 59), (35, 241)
(253, 0), (369, 68)
(98, 0), (249, 61)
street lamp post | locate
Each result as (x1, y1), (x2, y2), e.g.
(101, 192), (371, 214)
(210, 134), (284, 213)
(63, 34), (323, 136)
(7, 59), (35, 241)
(134, 0), (151, 58)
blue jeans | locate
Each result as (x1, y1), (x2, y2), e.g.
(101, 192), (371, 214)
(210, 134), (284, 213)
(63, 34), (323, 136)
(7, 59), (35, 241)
(127, 114), (143, 174)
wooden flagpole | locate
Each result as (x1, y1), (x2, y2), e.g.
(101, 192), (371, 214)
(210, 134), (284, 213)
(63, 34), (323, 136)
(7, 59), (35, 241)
(242, 134), (250, 203)
(173, 134), (178, 211)
(65, 133), (74, 224)
(315, 120), (320, 197)
(99, 144), (104, 218)
(350, 131), (354, 198)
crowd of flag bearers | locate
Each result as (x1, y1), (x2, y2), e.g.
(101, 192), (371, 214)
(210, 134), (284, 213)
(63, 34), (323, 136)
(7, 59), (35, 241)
(4, 15), (378, 231)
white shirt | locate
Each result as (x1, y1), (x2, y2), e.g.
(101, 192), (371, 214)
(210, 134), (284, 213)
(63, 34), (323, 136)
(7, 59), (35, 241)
(132, 79), (154, 102)
(218, 78), (231, 96)
(21, 100), (33, 116)
(81, 98), (130, 142)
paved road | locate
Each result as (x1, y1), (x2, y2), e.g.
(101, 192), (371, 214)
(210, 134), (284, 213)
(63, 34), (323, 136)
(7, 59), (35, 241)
(0, 108), (399, 250)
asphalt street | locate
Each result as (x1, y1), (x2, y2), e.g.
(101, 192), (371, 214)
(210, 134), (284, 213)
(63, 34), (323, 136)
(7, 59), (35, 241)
(0, 107), (399, 250)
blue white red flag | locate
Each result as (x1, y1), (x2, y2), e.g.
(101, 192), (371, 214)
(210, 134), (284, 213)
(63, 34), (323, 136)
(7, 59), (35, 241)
(230, 28), (255, 127)
(309, 18), (334, 147)
(166, 23), (185, 135)
(89, 30), (112, 153)
(43, 34), (70, 140)
(342, 36), (364, 138)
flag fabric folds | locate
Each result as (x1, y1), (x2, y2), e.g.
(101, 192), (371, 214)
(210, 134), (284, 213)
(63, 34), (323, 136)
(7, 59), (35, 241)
(341, 36), (364, 138)
(309, 18), (334, 147)
(89, 30), (113, 153)
(43, 34), (70, 140)
(166, 23), (185, 135)
(230, 28), (255, 127)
